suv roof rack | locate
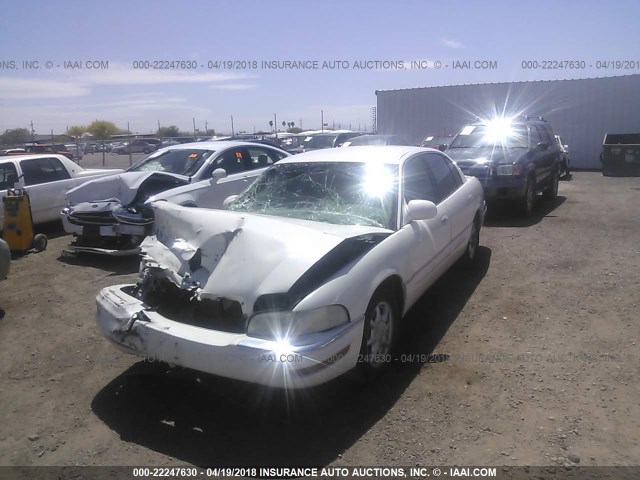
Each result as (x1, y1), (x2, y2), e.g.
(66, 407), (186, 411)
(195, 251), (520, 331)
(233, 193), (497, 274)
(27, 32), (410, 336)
(513, 115), (546, 122)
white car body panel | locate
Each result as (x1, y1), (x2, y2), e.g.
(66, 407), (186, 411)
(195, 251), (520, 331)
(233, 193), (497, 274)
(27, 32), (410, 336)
(146, 168), (265, 208)
(96, 146), (486, 388)
(0, 155), (121, 226)
(65, 171), (186, 206)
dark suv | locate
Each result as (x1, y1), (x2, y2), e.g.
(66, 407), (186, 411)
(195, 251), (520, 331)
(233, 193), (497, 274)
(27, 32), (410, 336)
(446, 116), (561, 216)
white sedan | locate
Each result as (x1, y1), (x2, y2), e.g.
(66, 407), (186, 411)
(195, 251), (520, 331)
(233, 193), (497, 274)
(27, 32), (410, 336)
(96, 146), (486, 388)
(62, 141), (289, 255)
(0, 155), (121, 227)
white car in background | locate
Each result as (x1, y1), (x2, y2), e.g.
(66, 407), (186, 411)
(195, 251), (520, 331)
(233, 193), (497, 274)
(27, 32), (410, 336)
(0, 155), (121, 227)
(96, 146), (486, 388)
(62, 141), (289, 255)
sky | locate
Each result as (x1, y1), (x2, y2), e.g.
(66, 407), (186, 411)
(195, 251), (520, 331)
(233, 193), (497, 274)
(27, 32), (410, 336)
(0, 0), (639, 136)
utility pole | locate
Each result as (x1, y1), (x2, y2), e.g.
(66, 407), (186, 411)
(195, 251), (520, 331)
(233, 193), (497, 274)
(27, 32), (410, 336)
(230, 116), (234, 136)
(274, 113), (277, 138)
(127, 121), (132, 166)
(205, 120), (208, 135)
(193, 118), (197, 138)
(300, 118), (303, 131)
(321, 110), (324, 133)
(158, 120), (161, 136)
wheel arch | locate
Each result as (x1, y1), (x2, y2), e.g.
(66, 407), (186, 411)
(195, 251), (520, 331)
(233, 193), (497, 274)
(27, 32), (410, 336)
(373, 274), (405, 318)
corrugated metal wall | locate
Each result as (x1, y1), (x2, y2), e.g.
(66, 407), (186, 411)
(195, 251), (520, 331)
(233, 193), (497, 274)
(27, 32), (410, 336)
(376, 75), (640, 169)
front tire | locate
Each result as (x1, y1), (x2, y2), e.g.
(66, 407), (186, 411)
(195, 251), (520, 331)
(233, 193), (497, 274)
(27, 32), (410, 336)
(520, 176), (535, 217)
(543, 169), (559, 200)
(459, 215), (480, 268)
(357, 288), (398, 380)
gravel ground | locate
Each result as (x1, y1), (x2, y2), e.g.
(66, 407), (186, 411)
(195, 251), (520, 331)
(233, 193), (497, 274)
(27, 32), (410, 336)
(0, 172), (638, 468)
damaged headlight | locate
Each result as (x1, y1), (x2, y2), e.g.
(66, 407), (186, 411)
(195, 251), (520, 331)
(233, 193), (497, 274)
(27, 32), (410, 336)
(112, 206), (154, 225)
(247, 305), (349, 340)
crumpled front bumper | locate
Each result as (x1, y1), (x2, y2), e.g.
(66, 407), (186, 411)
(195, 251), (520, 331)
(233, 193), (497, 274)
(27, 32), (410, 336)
(61, 209), (147, 256)
(96, 285), (364, 389)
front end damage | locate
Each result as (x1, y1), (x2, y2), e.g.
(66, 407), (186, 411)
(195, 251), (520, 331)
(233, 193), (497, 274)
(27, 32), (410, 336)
(95, 202), (390, 388)
(62, 172), (188, 255)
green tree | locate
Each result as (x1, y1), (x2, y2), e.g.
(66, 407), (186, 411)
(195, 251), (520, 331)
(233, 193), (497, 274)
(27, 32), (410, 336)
(1, 128), (31, 145)
(67, 125), (86, 140)
(87, 120), (119, 140)
(157, 125), (181, 137)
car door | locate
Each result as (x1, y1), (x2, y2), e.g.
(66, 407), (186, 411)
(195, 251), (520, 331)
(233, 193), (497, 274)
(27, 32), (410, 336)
(425, 152), (472, 256)
(536, 125), (556, 182)
(183, 146), (256, 208)
(400, 154), (452, 302)
(19, 157), (77, 223)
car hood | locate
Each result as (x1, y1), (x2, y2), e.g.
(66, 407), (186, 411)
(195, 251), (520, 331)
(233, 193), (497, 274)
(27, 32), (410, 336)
(141, 201), (392, 316)
(66, 171), (188, 206)
(446, 146), (525, 165)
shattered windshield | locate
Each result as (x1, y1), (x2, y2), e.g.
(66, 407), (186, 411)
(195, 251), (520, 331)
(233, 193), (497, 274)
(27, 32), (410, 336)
(450, 125), (528, 148)
(128, 149), (214, 176)
(229, 162), (398, 229)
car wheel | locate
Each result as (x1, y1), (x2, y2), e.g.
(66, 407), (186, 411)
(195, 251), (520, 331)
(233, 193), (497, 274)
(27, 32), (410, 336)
(357, 287), (398, 380)
(521, 176), (536, 217)
(458, 215), (480, 268)
(543, 169), (559, 200)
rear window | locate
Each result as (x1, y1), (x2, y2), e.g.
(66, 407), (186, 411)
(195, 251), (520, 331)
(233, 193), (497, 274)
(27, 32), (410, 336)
(0, 162), (18, 190)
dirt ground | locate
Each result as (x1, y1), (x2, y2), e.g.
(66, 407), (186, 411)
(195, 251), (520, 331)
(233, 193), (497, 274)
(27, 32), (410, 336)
(0, 172), (638, 468)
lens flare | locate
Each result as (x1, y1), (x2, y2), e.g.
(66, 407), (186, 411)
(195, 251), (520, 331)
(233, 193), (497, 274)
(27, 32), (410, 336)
(362, 164), (393, 197)
(483, 117), (515, 143)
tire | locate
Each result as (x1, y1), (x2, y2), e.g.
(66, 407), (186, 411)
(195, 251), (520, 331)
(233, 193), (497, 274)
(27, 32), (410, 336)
(543, 168), (559, 201)
(458, 215), (480, 268)
(357, 287), (398, 380)
(520, 176), (535, 217)
(33, 234), (48, 252)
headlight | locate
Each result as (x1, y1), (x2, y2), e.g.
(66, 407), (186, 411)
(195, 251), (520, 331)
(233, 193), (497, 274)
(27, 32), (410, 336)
(496, 164), (522, 176)
(112, 206), (154, 225)
(247, 305), (349, 340)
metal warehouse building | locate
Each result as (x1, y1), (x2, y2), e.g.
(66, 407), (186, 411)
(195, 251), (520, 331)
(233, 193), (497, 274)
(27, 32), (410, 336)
(376, 74), (640, 169)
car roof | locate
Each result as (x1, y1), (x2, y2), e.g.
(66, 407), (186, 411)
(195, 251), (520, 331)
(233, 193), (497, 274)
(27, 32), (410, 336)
(154, 140), (288, 152)
(277, 145), (432, 165)
(0, 153), (70, 162)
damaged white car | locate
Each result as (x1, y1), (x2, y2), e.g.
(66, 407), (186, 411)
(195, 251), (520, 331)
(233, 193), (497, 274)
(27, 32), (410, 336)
(61, 141), (289, 255)
(96, 146), (486, 388)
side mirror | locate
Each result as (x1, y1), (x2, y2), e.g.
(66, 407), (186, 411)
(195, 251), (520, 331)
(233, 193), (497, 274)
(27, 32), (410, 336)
(209, 168), (227, 185)
(536, 142), (549, 150)
(405, 199), (437, 222)
(438, 144), (448, 152)
(223, 195), (239, 209)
